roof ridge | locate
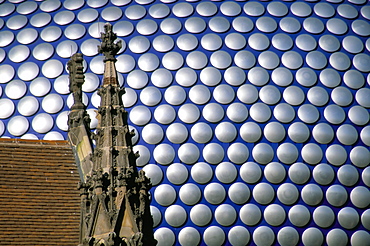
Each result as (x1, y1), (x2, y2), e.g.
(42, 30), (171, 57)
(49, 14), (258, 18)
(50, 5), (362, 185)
(0, 138), (70, 147)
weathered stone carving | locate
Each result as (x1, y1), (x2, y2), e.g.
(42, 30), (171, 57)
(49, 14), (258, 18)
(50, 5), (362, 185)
(69, 23), (156, 246)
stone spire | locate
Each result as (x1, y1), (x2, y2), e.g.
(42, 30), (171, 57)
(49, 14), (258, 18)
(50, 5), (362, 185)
(68, 23), (156, 246)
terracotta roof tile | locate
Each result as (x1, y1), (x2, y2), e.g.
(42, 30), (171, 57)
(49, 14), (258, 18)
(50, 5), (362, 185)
(0, 138), (80, 246)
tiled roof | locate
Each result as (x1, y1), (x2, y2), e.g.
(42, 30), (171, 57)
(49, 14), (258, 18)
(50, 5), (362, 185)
(0, 138), (80, 245)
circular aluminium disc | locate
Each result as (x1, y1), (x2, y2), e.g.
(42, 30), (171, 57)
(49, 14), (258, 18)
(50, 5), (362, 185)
(303, 17), (324, 34)
(9, 45), (30, 63)
(196, 1), (217, 16)
(204, 182), (226, 204)
(296, 34), (317, 52)
(18, 96), (39, 117)
(54, 10), (75, 25)
(313, 164), (335, 186)
(42, 59), (63, 78)
(258, 51), (280, 70)
(0, 31), (14, 47)
(160, 18), (182, 34)
(248, 67), (269, 86)
(191, 123), (213, 144)
(213, 84), (235, 105)
(78, 8), (99, 23)
(281, 51), (303, 70)
(249, 103), (271, 123)
(256, 17), (277, 33)
(301, 143), (323, 165)
(185, 17), (206, 34)
(153, 104), (175, 125)
(288, 122), (310, 143)
(240, 162), (262, 184)
(320, 68), (341, 88)
(138, 53), (159, 72)
(31, 43), (54, 61)
(8, 116), (29, 137)
(209, 16), (230, 33)
(153, 35), (174, 53)
(343, 36), (364, 54)
(267, 1), (288, 17)
(177, 34), (198, 51)
(252, 183), (275, 205)
(232, 17), (254, 33)
(314, 2), (335, 18)
(40, 26), (62, 42)
(178, 104), (200, 124)
(140, 86), (161, 106)
(162, 52), (184, 70)
(329, 52), (351, 71)
(283, 86), (305, 106)
(276, 143), (298, 164)
(225, 33), (246, 50)
(186, 51), (208, 70)
(201, 33), (222, 51)
(240, 122), (262, 143)
(240, 204), (262, 226)
(319, 35), (340, 53)
(259, 85), (281, 105)
(220, 1), (241, 16)
(290, 2), (312, 17)
(301, 184), (323, 206)
(234, 51), (256, 69)
(64, 24), (86, 40)
(279, 17), (301, 33)
(166, 123), (188, 144)
(306, 51), (327, 70)
(296, 67), (317, 87)
(164, 86), (186, 106)
(17, 62), (39, 81)
(189, 85), (210, 105)
(202, 103), (224, 123)
(289, 163), (310, 185)
(252, 143), (274, 165)
(42, 94), (64, 114)
(30, 13), (52, 27)
(272, 33), (293, 51)
(308, 86), (329, 106)
(352, 20), (370, 36)
(125, 5), (146, 20)
(151, 68), (173, 88)
(136, 19), (158, 36)
(243, 1), (265, 16)
(16, 28), (38, 45)
(0, 98), (15, 119)
(353, 54), (370, 73)
(6, 15), (28, 30)
(127, 70), (148, 89)
(5, 80), (26, 100)
(128, 36), (150, 54)
(224, 67), (246, 86)
(210, 51), (232, 69)
(149, 4), (170, 18)
(215, 122), (237, 143)
(324, 104), (346, 125)
(172, 2), (193, 17)
(200, 67), (221, 86)
(271, 67), (293, 87)
(248, 33), (270, 51)
(331, 87), (353, 107)
(274, 103), (295, 124)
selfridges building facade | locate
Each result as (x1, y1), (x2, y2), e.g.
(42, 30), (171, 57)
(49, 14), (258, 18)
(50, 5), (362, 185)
(0, 0), (369, 245)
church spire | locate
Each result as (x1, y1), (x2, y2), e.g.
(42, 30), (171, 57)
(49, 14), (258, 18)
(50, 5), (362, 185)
(68, 23), (156, 246)
(98, 23), (122, 86)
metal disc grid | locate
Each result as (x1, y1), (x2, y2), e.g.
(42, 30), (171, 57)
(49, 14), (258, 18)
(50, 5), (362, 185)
(0, 0), (369, 245)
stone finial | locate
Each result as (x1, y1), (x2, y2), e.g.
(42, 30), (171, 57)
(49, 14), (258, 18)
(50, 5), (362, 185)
(98, 23), (122, 62)
(67, 53), (85, 109)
